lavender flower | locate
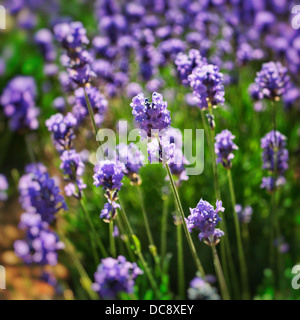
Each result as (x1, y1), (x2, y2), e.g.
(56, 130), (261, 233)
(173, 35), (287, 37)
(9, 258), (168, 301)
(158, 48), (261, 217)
(0, 76), (40, 131)
(261, 130), (289, 176)
(175, 49), (207, 86)
(14, 227), (64, 266)
(261, 176), (286, 192)
(100, 201), (121, 223)
(18, 164), (67, 224)
(130, 92), (171, 137)
(116, 143), (144, 182)
(188, 64), (225, 109)
(186, 199), (224, 245)
(0, 174), (9, 201)
(72, 86), (108, 127)
(188, 276), (221, 300)
(255, 61), (290, 101)
(215, 130), (239, 169)
(34, 29), (56, 62)
(46, 113), (77, 152)
(91, 255), (143, 299)
(235, 205), (253, 224)
(93, 160), (125, 193)
(60, 150), (87, 198)
(54, 21), (93, 86)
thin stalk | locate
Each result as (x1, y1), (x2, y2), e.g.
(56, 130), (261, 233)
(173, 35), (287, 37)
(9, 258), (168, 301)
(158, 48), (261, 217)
(211, 245), (230, 300)
(119, 200), (161, 298)
(109, 221), (116, 258)
(161, 193), (169, 261)
(59, 233), (99, 300)
(165, 163), (205, 276)
(79, 199), (108, 258)
(176, 221), (185, 299)
(79, 200), (99, 265)
(227, 169), (249, 299)
(137, 185), (155, 249)
(25, 134), (37, 163)
(116, 216), (135, 261)
(84, 86), (100, 146)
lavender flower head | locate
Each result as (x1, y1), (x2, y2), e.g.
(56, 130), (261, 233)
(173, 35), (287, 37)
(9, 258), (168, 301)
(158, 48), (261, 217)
(255, 61), (290, 101)
(175, 49), (207, 86)
(186, 199), (224, 245)
(34, 29), (56, 62)
(73, 86), (108, 127)
(46, 113), (77, 152)
(14, 227), (64, 266)
(54, 21), (93, 86)
(215, 130), (239, 169)
(93, 160), (125, 192)
(91, 256), (143, 299)
(100, 201), (121, 223)
(60, 149), (87, 198)
(18, 164), (67, 224)
(261, 130), (289, 175)
(235, 205), (253, 224)
(0, 76), (40, 131)
(188, 64), (225, 109)
(0, 174), (9, 201)
(130, 92), (171, 137)
(188, 276), (221, 300)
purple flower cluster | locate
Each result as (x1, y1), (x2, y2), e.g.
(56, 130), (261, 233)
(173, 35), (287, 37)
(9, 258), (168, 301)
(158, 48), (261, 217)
(254, 61), (290, 101)
(215, 130), (239, 169)
(261, 130), (289, 191)
(175, 49), (207, 86)
(188, 276), (220, 300)
(0, 174), (9, 201)
(60, 150), (87, 198)
(45, 113), (77, 152)
(186, 199), (224, 245)
(130, 92), (171, 137)
(72, 86), (108, 127)
(188, 64), (225, 109)
(34, 29), (56, 62)
(18, 164), (67, 224)
(93, 160), (125, 222)
(54, 21), (93, 86)
(15, 164), (66, 266)
(91, 255), (143, 299)
(0, 76), (40, 131)
(235, 205), (253, 224)
(116, 143), (144, 183)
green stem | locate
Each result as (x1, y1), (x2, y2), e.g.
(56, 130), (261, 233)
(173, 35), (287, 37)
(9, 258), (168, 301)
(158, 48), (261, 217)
(79, 199), (108, 258)
(137, 185), (155, 249)
(176, 221), (185, 299)
(227, 169), (249, 299)
(161, 192), (169, 262)
(59, 233), (99, 300)
(165, 163), (205, 276)
(119, 200), (161, 298)
(25, 134), (37, 163)
(109, 221), (116, 258)
(116, 216), (135, 262)
(211, 245), (230, 300)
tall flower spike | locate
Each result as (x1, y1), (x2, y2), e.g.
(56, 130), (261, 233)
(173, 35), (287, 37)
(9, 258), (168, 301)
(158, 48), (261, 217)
(186, 199), (224, 245)
(215, 129), (239, 169)
(255, 61), (290, 101)
(60, 149), (87, 198)
(91, 255), (143, 299)
(130, 92), (171, 138)
(0, 76), (40, 131)
(46, 113), (77, 152)
(175, 49), (207, 86)
(188, 64), (225, 109)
